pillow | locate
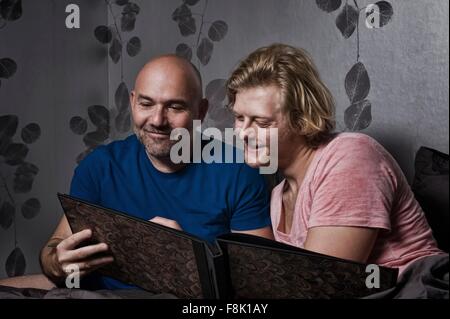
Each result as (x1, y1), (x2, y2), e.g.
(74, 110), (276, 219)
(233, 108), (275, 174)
(412, 147), (449, 252)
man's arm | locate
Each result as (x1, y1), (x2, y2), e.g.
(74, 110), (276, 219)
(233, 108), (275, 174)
(40, 215), (113, 285)
(228, 165), (273, 239)
(232, 226), (274, 240)
(149, 217), (274, 239)
(303, 226), (379, 263)
(40, 216), (71, 283)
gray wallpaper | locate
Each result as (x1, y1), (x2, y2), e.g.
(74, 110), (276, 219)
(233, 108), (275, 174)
(0, 0), (108, 278)
(110, 0), (449, 180)
(0, 0), (448, 278)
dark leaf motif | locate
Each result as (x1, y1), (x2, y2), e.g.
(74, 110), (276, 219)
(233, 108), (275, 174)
(184, 0), (200, 6)
(208, 20), (228, 42)
(366, 1), (393, 28)
(4, 143), (28, 166)
(0, 0), (22, 21)
(197, 38), (214, 66)
(178, 17), (196, 36)
(335, 4), (359, 39)
(14, 162), (38, 193)
(14, 175), (33, 193)
(123, 2), (140, 15)
(21, 198), (40, 219)
(6, 247), (26, 277)
(83, 130), (109, 148)
(206, 79), (227, 105)
(0, 58), (17, 79)
(172, 4), (191, 22)
(316, 0), (342, 13)
(344, 99), (372, 131)
(21, 123), (41, 144)
(15, 162), (38, 176)
(207, 104), (234, 132)
(0, 115), (18, 140)
(0, 137), (12, 156)
(115, 0), (129, 5)
(377, 1), (393, 27)
(109, 38), (122, 64)
(175, 43), (192, 61)
(115, 82), (129, 112)
(115, 110), (131, 133)
(0, 16), (6, 29)
(126, 36), (141, 57)
(88, 105), (110, 131)
(345, 62), (370, 103)
(0, 201), (15, 230)
(94, 25), (113, 44)
(121, 12), (136, 32)
(69, 116), (88, 135)
(76, 148), (94, 164)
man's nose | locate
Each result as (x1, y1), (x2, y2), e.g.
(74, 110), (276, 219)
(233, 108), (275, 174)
(149, 105), (168, 127)
(237, 120), (256, 142)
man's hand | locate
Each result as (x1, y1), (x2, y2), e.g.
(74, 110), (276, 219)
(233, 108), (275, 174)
(149, 216), (182, 230)
(51, 229), (114, 280)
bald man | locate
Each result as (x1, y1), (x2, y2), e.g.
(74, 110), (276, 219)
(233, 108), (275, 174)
(38, 55), (273, 290)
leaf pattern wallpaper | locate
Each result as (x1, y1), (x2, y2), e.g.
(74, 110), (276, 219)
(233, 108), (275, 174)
(0, 0), (448, 278)
(70, 0), (233, 168)
(1, 0), (43, 276)
(315, 0), (393, 131)
(70, 0), (142, 163)
(172, 0), (232, 131)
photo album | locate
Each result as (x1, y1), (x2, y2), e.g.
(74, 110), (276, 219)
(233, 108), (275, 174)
(58, 193), (398, 299)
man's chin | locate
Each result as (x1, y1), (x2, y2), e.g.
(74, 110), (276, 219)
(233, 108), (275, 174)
(141, 141), (172, 159)
(246, 162), (262, 169)
(147, 151), (171, 159)
(244, 154), (265, 168)
(244, 146), (271, 168)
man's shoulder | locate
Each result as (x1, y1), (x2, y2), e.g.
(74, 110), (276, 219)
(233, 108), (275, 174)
(79, 134), (139, 167)
(197, 141), (266, 185)
(70, 135), (140, 200)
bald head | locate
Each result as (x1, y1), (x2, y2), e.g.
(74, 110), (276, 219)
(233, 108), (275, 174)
(130, 54), (209, 163)
(134, 55), (203, 102)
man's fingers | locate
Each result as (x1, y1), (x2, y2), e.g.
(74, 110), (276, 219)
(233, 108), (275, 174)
(150, 216), (182, 230)
(62, 256), (114, 274)
(150, 216), (166, 224)
(78, 256), (114, 272)
(57, 229), (92, 250)
(58, 243), (109, 263)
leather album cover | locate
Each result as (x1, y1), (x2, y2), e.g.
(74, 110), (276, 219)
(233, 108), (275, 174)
(217, 233), (399, 299)
(58, 193), (216, 299)
(58, 193), (398, 299)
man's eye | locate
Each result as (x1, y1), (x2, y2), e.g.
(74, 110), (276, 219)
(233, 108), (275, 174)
(256, 122), (271, 128)
(139, 102), (152, 107)
(170, 104), (185, 110)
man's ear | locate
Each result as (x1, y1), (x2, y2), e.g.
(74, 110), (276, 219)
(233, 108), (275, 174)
(130, 90), (136, 110)
(198, 98), (209, 121)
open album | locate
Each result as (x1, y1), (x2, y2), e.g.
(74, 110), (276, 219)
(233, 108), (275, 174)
(58, 193), (398, 299)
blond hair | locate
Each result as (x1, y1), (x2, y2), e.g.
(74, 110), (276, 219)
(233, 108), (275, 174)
(227, 43), (335, 148)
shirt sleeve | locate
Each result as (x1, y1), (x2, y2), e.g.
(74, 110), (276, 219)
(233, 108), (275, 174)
(229, 164), (272, 231)
(69, 148), (104, 204)
(308, 137), (395, 231)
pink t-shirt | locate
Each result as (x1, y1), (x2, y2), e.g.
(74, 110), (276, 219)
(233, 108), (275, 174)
(271, 133), (443, 275)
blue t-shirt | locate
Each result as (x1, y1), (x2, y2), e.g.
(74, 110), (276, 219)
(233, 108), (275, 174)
(70, 134), (270, 289)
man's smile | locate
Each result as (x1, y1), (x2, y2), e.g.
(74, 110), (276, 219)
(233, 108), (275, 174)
(144, 129), (171, 139)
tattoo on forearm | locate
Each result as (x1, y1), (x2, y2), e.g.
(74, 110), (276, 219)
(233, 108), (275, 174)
(47, 237), (64, 248)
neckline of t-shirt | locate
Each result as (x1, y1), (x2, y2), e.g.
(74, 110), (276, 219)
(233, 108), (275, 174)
(138, 141), (192, 178)
(274, 133), (342, 238)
